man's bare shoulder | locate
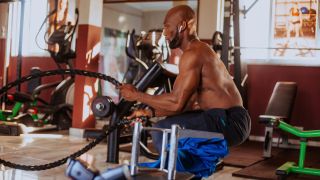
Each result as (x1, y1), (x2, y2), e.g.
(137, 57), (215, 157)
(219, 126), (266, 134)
(180, 49), (201, 66)
(182, 42), (206, 59)
(179, 50), (202, 71)
(185, 41), (218, 61)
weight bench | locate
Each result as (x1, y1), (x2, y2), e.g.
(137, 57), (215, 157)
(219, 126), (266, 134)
(260, 81), (297, 158)
(130, 122), (225, 179)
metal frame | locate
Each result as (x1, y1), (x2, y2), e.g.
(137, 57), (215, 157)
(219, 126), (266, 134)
(264, 117), (320, 178)
(130, 122), (180, 180)
(130, 122), (225, 179)
(107, 62), (164, 163)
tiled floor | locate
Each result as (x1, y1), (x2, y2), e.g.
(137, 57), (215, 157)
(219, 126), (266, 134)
(0, 133), (252, 180)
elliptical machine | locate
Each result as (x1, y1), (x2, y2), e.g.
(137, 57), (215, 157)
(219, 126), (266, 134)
(37, 8), (79, 130)
(1, 8), (80, 132)
(30, 7), (80, 130)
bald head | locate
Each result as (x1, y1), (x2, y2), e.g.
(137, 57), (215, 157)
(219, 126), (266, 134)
(163, 5), (198, 49)
(165, 5), (195, 24)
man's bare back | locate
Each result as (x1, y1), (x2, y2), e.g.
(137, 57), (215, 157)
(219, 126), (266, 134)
(184, 41), (243, 111)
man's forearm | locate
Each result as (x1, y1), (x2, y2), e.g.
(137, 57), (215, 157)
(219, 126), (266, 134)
(136, 92), (182, 112)
(154, 109), (178, 117)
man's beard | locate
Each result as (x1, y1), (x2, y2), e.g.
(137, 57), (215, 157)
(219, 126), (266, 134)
(169, 29), (181, 49)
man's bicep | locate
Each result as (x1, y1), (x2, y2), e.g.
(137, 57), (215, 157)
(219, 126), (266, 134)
(172, 56), (201, 100)
(179, 53), (201, 86)
(177, 68), (200, 90)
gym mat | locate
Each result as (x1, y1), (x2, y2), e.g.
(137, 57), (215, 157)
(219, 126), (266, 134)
(224, 141), (271, 168)
(232, 147), (320, 180)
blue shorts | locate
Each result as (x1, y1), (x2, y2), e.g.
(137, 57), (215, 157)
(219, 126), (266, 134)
(151, 106), (251, 153)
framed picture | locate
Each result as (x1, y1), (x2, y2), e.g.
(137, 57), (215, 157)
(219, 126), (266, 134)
(271, 0), (318, 59)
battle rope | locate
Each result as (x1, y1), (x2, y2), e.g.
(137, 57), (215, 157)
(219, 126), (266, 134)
(0, 69), (135, 171)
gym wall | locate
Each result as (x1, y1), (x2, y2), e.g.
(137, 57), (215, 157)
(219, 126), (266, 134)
(247, 64), (320, 137)
(0, 3), (8, 88)
(198, 0), (222, 39)
(142, 11), (167, 31)
(0, 39), (5, 88)
(103, 4), (143, 33)
(7, 57), (62, 101)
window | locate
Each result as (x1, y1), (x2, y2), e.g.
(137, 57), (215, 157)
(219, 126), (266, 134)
(239, 0), (273, 61)
(10, 0), (49, 57)
(239, 0), (320, 65)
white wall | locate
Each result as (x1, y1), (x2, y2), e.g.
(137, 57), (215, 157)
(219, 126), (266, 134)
(102, 4), (142, 33)
(239, 0), (271, 60)
(79, 0), (103, 27)
(142, 11), (166, 31)
(142, 7), (197, 32)
(198, 0), (222, 39)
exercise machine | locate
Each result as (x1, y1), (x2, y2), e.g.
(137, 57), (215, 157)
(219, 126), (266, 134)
(104, 30), (178, 163)
(0, 6), (79, 133)
(26, 6), (79, 129)
(66, 122), (226, 179)
(93, 61), (175, 162)
(89, 29), (176, 162)
(260, 116), (320, 179)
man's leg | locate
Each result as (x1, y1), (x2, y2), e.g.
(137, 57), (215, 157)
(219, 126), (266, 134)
(150, 110), (210, 153)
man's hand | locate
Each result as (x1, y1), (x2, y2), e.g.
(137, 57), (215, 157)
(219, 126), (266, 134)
(125, 109), (153, 126)
(119, 84), (139, 101)
(126, 109), (152, 119)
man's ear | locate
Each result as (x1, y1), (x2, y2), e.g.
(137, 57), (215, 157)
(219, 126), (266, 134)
(187, 19), (197, 35)
(180, 21), (187, 32)
(187, 19), (195, 28)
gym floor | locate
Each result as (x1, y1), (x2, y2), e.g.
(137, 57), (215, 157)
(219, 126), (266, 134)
(0, 132), (250, 180)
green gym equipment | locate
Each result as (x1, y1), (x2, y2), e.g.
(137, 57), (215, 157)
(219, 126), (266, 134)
(261, 115), (320, 179)
(0, 93), (44, 128)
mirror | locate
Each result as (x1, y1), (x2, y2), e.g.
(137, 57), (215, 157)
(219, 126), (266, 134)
(100, 1), (198, 100)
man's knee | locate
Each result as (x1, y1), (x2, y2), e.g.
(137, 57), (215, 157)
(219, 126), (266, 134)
(153, 119), (171, 129)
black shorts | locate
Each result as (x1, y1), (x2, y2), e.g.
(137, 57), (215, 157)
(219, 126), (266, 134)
(204, 107), (251, 146)
(152, 106), (251, 148)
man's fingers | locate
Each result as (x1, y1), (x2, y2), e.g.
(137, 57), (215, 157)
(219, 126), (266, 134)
(127, 113), (136, 119)
(118, 83), (128, 89)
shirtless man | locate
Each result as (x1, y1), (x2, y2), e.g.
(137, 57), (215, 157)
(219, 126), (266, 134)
(119, 5), (251, 153)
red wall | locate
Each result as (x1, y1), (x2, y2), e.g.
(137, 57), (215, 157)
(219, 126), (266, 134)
(0, 38), (6, 87)
(72, 24), (100, 128)
(247, 64), (320, 136)
(7, 56), (63, 101)
(0, 37), (61, 104)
